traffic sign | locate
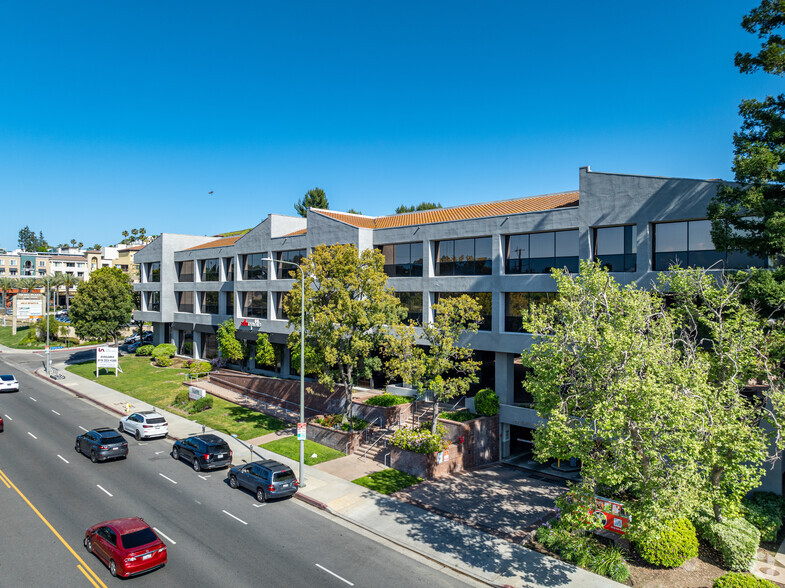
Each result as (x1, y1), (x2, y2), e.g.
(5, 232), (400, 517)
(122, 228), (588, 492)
(297, 422), (307, 441)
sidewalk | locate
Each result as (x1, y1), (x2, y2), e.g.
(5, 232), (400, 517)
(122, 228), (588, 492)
(10, 345), (618, 588)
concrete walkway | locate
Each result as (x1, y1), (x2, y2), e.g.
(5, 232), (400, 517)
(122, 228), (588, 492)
(1, 343), (620, 588)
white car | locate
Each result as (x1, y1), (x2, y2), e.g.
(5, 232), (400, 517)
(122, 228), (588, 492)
(0, 374), (19, 392)
(119, 411), (168, 440)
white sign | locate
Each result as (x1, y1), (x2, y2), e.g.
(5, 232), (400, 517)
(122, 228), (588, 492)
(17, 300), (43, 319)
(189, 386), (206, 401)
(297, 422), (307, 441)
(96, 346), (119, 368)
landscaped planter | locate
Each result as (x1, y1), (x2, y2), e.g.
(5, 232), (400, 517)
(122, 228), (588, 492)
(389, 444), (464, 479)
(306, 421), (362, 454)
(351, 400), (413, 428)
(437, 414), (499, 469)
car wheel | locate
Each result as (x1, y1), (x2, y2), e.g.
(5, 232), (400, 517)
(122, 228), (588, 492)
(192, 458), (201, 472)
(172, 446), (180, 460)
(109, 560), (117, 577)
(90, 450), (98, 463)
(256, 488), (266, 503)
(118, 422), (124, 433)
(84, 536), (93, 553)
(229, 475), (238, 489)
(135, 429), (141, 441)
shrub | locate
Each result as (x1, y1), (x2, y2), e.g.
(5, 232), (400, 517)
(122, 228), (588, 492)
(190, 396), (213, 413)
(439, 410), (477, 422)
(152, 343), (176, 358)
(154, 356), (173, 367)
(535, 525), (630, 583)
(189, 360), (212, 376)
(694, 514), (760, 572)
(173, 390), (190, 406)
(365, 394), (412, 407)
(713, 572), (777, 588)
(740, 492), (785, 543)
(634, 518), (698, 568)
(390, 422), (450, 454)
(315, 414), (369, 431)
(474, 388), (499, 416)
(135, 344), (154, 356)
(182, 341), (194, 354)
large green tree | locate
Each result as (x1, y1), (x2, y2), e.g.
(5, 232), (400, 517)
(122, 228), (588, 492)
(69, 267), (133, 345)
(283, 244), (403, 428)
(708, 0), (785, 261)
(216, 319), (244, 363)
(294, 187), (329, 217)
(18, 226), (46, 251)
(384, 294), (482, 431)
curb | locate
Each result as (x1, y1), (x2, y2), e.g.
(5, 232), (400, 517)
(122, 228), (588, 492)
(34, 368), (128, 417)
(294, 492), (330, 511)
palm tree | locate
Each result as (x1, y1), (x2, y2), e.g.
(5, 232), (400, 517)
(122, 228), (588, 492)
(46, 274), (65, 310)
(0, 277), (15, 311)
(17, 277), (39, 294)
(62, 274), (80, 311)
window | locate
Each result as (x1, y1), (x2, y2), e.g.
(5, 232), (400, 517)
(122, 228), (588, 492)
(10, 269), (17, 276)
(395, 292), (423, 323)
(200, 259), (219, 281)
(10, 259), (17, 266)
(434, 292), (492, 331)
(66, 262), (75, 268)
(435, 237), (492, 276)
(275, 292), (288, 320)
(242, 254), (268, 280)
(275, 249), (306, 279)
(0, 269), (4, 275)
(200, 291), (219, 314)
(378, 243), (423, 277)
(225, 291), (234, 316)
(505, 230), (579, 274)
(242, 292), (267, 318)
(653, 220), (767, 270)
(177, 291), (194, 313)
(147, 262), (160, 282)
(593, 225), (637, 272)
(39, 260), (45, 266)
(0, 260), (4, 265)
(146, 291), (160, 312)
(224, 257), (234, 281)
(177, 260), (194, 282)
(504, 292), (557, 332)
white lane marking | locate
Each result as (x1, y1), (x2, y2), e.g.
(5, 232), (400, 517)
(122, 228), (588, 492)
(155, 451), (164, 455)
(96, 485), (113, 497)
(27, 432), (38, 440)
(315, 564), (354, 586)
(222, 510), (248, 525)
(78, 426), (88, 432)
(253, 503), (265, 508)
(158, 473), (178, 485)
(195, 499), (202, 505)
(51, 409), (61, 416)
(4, 414), (12, 421)
(198, 474), (210, 480)
(153, 527), (176, 545)
(57, 455), (69, 464)
(29, 396), (37, 402)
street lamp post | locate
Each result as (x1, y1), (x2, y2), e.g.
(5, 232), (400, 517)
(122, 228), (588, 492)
(261, 257), (306, 488)
(45, 275), (51, 374)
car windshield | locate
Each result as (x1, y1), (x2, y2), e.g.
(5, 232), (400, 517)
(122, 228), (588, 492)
(102, 435), (124, 444)
(146, 417), (166, 424)
(121, 528), (158, 549)
(0, 375), (14, 381)
(273, 470), (295, 483)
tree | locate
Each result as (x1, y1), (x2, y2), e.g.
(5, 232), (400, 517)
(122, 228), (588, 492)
(708, 1), (785, 261)
(18, 226), (45, 251)
(61, 274), (80, 311)
(395, 202), (443, 214)
(521, 262), (706, 534)
(70, 239), (77, 247)
(0, 277), (16, 310)
(283, 244), (402, 429)
(346, 208), (363, 215)
(255, 333), (276, 368)
(216, 319), (244, 363)
(384, 295), (482, 432)
(92, 244), (101, 251)
(69, 267), (133, 345)
(17, 277), (39, 294)
(294, 187), (328, 217)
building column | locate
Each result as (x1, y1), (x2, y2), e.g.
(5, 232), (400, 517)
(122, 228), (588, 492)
(495, 351), (515, 459)
(193, 332), (202, 359)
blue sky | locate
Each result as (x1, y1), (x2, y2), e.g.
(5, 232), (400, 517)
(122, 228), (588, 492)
(1, 1), (780, 248)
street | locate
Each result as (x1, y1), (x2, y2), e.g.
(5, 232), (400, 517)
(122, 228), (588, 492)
(0, 353), (473, 588)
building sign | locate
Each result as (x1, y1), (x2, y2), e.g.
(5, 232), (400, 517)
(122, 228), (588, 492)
(189, 386), (206, 401)
(240, 318), (262, 328)
(590, 496), (630, 534)
(17, 299), (43, 319)
(96, 346), (119, 368)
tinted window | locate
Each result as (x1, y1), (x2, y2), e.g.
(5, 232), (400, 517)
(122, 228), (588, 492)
(0, 375), (14, 381)
(121, 528), (158, 549)
(274, 470), (295, 482)
(207, 444), (229, 453)
(146, 417), (165, 424)
(102, 435), (124, 444)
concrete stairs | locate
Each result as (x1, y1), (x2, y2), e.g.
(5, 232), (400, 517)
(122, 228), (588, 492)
(354, 427), (392, 464)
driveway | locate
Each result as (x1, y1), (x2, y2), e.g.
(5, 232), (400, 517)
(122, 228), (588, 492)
(393, 464), (565, 543)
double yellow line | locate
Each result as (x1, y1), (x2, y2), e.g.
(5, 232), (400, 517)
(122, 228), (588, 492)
(0, 466), (108, 588)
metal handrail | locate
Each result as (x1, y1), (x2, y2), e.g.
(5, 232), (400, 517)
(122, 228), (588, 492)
(450, 395), (465, 411)
(363, 430), (388, 463)
(397, 401), (414, 428)
(364, 417), (381, 442)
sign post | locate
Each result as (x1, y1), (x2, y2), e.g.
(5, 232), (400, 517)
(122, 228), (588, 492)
(96, 346), (119, 377)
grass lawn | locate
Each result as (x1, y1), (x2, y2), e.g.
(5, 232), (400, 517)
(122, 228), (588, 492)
(0, 326), (46, 349)
(261, 436), (345, 465)
(66, 355), (288, 441)
(352, 469), (423, 495)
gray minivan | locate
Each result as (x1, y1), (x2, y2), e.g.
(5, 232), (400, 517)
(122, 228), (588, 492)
(227, 459), (298, 502)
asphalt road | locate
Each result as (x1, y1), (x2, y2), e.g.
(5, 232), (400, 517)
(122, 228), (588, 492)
(0, 353), (474, 588)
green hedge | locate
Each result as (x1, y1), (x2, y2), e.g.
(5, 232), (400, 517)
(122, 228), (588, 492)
(536, 525), (629, 583)
(439, 411), (477, 422)
(390, 422), (449, 454)
(173, 390), (190, 406)
(713, 572), (777, 588)
(314, 414), (369, 431)
(154, 356), (173, 367)
(190, 396), (213, 413)
(135, 344), (154, 356)
(365, 394), (412, 407)
(474, 388), (499, 416)
(694, 514), (760, 572)
(635, 518), (698, 568)
(188, 360), (212, 375)
(152, 343), (176, 358)
(740, 492), (785, 543)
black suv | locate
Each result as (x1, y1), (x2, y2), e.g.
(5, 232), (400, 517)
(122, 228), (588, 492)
(76, 428), (129, 462)
(228, 459), (298, 502)
(172, 434), (232, 472)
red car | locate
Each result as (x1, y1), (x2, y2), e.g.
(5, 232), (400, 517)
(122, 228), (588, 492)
(84, 517), (167, 578)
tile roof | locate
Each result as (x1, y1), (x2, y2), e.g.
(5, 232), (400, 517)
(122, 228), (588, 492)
(183, 236), (243, 251)
(50, 255), (86, 261)
(282, 228), (308, 237)
(312, 191), (579, 229)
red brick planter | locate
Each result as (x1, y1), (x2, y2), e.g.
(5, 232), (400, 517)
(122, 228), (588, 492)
(389, 444), (463, 479)
(306, 421), (362, 454)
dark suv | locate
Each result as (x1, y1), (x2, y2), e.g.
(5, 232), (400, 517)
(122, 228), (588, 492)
(172, 434), (232, 472)
(228, 459), (298, 502)
(76, 428), (129, 462)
